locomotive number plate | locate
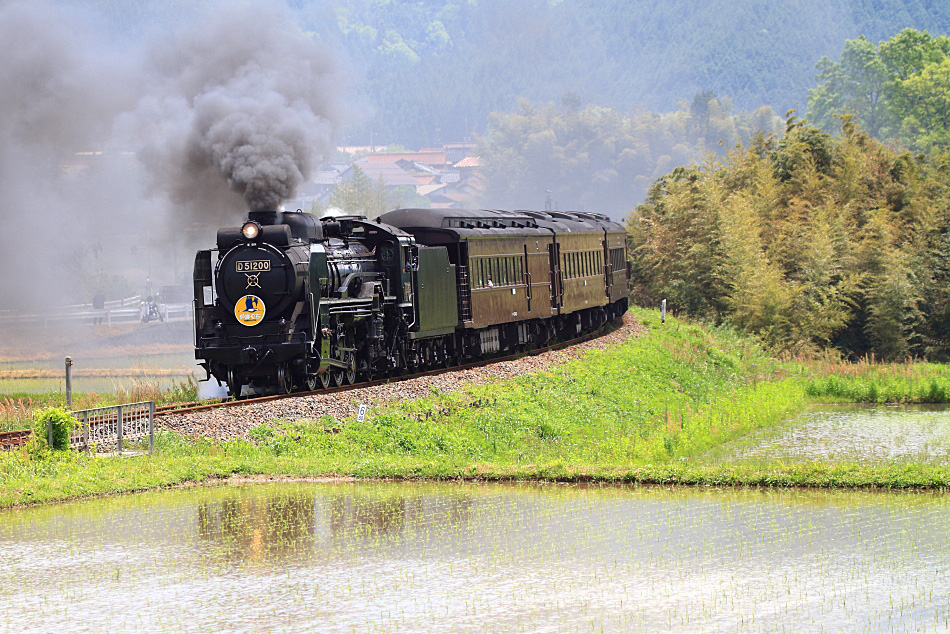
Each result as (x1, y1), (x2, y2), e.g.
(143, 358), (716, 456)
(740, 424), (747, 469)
(236, 260), (270, 273)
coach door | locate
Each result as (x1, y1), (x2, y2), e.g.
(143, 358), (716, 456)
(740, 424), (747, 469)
(521, 245), (533, 314)
(548, 242), (563, 312)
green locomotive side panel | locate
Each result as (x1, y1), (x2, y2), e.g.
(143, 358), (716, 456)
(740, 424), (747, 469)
(417, 246), (458, 332)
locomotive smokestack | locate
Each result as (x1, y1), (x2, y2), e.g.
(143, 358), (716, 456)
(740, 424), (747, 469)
(248, 210), (282, 226)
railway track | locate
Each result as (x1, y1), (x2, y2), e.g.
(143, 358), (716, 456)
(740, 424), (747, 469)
(0, 429), (32, 449)
(0, 320), (621, 449)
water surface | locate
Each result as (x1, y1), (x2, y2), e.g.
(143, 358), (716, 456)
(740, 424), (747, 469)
(0, 481), (947, 633)
(711, 403), (950, 464)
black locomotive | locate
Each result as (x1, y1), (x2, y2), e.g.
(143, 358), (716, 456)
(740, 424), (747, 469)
(193, 208), (629, 396)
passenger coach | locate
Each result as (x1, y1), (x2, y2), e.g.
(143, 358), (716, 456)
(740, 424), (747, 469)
(377, 208), (628, 353)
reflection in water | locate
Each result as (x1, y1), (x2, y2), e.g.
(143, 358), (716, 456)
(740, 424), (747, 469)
(191, 487), (478, 565)
(197, 495), (316, 563)
(0, 482), (947, 633)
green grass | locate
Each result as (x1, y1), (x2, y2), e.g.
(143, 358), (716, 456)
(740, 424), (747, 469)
(802, 361), (950, 403)
(3, 308), (950, 509)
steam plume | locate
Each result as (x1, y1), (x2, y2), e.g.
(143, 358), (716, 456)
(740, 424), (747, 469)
(124, 3), (340, 214)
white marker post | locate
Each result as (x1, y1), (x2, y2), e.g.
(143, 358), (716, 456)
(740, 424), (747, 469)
(661, 299), (667, 324)
(357, 404), (367, 423)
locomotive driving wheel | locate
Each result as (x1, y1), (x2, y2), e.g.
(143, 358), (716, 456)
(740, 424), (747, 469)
(277, 363), (292, 395)
(330, 365), (345, 387)
(226, 367), (243, 398)
(297, 364), (319, 392)
(343, 352), (356, 385)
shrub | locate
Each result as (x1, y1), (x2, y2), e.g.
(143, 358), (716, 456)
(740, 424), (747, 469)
(33, 407), (77, 450)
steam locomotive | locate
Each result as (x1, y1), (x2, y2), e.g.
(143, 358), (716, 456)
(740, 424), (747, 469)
(193, 208), (629, 396)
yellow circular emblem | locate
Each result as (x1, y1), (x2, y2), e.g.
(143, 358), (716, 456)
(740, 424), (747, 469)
(234, 295), (266, 326)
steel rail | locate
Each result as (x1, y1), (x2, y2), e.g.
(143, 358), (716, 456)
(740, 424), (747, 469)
(0, 429), (33, 449)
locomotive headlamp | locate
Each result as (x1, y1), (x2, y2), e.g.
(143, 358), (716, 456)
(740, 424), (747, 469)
(241, 221), (261, 240)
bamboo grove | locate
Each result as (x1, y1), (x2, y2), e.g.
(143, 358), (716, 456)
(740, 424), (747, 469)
(627, 116), (950, 361)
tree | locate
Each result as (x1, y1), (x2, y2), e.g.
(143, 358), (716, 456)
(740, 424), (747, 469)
(808, 36), (892, 138)
(327, 165), (393, 219)
(808, 28), (950, 151)
(479, 97), (782, 217)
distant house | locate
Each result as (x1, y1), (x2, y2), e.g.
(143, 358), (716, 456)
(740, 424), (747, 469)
(303, 143), (484, 211)
(364, 150), (448, 169)
(444, 142), (477, 165)
(343, 160), (420, 187)
(283, 168), (343, 210)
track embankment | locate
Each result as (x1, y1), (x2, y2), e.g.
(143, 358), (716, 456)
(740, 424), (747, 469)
(159, 313), (645, 441)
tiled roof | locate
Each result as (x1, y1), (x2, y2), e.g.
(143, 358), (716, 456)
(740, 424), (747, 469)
(417, 184), (446, 196)
(364, 151), (447, 167)
(453, 155), (481, 168)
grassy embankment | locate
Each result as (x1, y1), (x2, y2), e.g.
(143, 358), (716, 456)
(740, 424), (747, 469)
(3, 308), (950, 508)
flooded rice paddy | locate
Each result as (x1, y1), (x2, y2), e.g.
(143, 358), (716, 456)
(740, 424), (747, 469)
(1, 481), (948, 633)
(713, 403), (950, 464)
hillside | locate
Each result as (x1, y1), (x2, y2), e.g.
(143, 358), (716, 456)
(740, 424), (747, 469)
(81, 0), (950, 146)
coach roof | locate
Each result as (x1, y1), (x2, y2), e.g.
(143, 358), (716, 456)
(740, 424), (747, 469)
(378, 208), (622, 235)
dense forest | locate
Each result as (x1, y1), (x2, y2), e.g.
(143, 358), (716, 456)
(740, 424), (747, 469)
(82, 0), (950, 146)
(628, 115), (950, 360)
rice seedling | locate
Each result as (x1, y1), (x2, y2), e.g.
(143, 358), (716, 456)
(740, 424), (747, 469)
(1, 482), (949, 632)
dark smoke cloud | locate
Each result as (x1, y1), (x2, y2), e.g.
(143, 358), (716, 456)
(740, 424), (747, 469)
(121, 2), (340, 215)
(0, 0), (343, 311)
